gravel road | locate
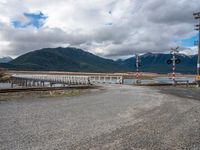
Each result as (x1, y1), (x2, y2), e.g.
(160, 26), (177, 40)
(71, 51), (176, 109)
(0, 85), (200, 150)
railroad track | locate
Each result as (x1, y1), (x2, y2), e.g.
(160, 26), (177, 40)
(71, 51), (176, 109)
(134, 82), (196, 86)
(0, 85), (96, 93)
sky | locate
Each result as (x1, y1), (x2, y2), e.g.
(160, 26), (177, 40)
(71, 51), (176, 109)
(0, 0), (200, 59)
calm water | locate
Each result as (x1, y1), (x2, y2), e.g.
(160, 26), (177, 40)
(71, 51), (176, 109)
(0, 83), (12, 89)
(123, 77), (196, 85)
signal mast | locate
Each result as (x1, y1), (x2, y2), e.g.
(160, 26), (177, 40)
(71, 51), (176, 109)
(135, 54), (141, 84)
(166, 47), (181, 85)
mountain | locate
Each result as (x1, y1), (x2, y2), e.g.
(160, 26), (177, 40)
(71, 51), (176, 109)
(2, 47), (128, 72)
(0, 47), (198, 74)
(119, 53), (197, 74)
(0, 57), (13, 63)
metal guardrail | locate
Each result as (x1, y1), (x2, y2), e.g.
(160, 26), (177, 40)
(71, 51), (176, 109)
(89, 76), (123, 84)
(12, 74), (91, 85)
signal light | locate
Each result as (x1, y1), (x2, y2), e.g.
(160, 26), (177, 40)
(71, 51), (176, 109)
(175, 59), (181, 64)
(167, 59), (172, 64)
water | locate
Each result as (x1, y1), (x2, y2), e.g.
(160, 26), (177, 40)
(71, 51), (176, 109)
(123, 77), (196, 85)
(154, 77), (195, 84)
(0, 83), (12, 89)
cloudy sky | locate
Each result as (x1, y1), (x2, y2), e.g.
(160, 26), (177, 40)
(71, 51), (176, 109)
(0, 0), (200, 58)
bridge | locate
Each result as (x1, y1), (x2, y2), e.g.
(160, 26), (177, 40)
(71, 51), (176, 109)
(9, 73), (123, 88)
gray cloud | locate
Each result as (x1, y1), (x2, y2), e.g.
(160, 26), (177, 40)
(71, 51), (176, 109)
(0, 0), (200, 58)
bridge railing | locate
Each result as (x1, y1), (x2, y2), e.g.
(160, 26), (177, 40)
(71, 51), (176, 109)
(11, 74), (124, 86)
(89, 76), (123, 84)
(12, 74), (91, 85)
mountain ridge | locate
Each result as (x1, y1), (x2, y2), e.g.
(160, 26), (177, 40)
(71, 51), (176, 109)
(0, 57), (13, 63)
(0, 47), (198, 74)
(3, 47), (128, 72)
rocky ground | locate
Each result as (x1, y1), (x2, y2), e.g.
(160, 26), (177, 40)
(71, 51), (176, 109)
(0, 85), (200, 150)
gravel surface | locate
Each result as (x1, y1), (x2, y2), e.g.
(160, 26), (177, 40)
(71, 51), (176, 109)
(0, 85), (200, 150)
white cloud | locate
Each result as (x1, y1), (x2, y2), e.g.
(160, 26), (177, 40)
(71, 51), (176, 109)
(0, 0), (200, 58)
(180, 46), (198, 55)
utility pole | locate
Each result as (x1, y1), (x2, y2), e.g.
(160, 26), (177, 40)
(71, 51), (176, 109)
(170, 47), (179, 85)
(193, 12), (200, 87)
(135, 54), (141, 84)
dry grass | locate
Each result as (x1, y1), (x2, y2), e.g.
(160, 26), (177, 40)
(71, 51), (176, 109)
(0, 69), (11, 81)
(0, 89), (85, 101)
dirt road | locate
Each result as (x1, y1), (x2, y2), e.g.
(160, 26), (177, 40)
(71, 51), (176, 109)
(0, 85), (200, 150)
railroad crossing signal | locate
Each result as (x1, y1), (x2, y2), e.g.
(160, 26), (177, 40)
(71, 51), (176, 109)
(166, 47), (180, 85)
(135, 54), (141, 67)
(135, 54), (141, 84)
(166, 58), (181, 64)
